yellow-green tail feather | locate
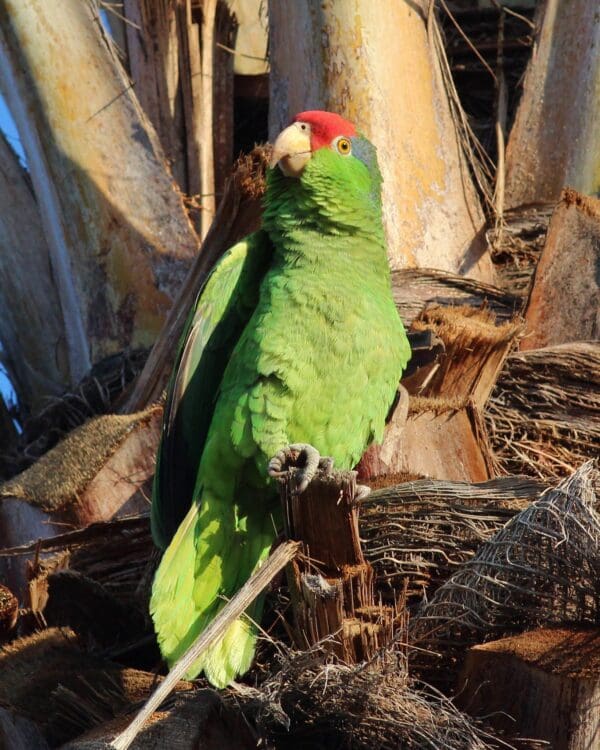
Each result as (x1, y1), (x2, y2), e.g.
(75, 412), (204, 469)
(150, 491), (273, 687)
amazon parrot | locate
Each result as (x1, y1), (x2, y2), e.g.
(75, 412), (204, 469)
(150, 110), (411, 688)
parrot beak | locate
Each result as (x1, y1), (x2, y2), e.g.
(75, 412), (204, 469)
(270, 123), (312, 177)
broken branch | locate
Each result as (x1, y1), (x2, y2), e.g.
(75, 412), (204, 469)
(110, 539), (299, 750)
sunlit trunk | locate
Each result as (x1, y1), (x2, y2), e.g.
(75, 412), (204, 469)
(505, 0), (600, 207)
(269, 0), (495, 282)
(0, 0), (198, 384)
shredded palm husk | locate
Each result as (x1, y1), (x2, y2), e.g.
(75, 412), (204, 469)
(361, 476), (546, 601)
(409, 463), (600, 684)
(234, 645), (509, 750)
(486, 343), (600, 481)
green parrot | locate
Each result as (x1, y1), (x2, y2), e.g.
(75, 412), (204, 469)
(150, 110), (411, 688)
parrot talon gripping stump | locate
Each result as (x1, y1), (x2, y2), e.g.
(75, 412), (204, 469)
(268, 442), (332, 493)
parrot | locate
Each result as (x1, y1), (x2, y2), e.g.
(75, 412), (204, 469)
(150, 110), (411, 688)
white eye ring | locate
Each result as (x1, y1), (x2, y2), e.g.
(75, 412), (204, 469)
(298, 122), (308, 131)
(333, 135), (352, 156)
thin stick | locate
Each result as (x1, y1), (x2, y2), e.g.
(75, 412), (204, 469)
(199, 0), (217, 238)
(438, 0), (497, 83)
(0, 515), (146, 556)
(493, 6), (508, 234)
(488, 0), (535, 29)
(110, 540), (300, 750)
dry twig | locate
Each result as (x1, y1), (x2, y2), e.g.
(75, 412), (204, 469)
(111, 540), (299, 750)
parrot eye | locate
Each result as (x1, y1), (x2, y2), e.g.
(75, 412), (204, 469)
(335, 136), (352, 156)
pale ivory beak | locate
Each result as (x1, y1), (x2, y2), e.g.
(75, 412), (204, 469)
(270, 123), (312, 177)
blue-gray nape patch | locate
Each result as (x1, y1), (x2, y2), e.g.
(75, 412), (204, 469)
(351, 135), (382, 207)
(351, 135), (381, 182)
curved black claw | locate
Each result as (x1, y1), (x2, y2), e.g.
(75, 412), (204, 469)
(268, 443), (334, 493)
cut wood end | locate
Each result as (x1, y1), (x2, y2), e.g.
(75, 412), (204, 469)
(470, 627), (600, 679)
(0, 406), (160, 512)
(280, 468), (361, 570)
(561, 186), (600, 218)
(458, 625), (600, 748)
(279, 467), (400, 662)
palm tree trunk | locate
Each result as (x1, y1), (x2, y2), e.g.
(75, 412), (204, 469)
(0, 134), (68, 410)
(269, 0), (495, 282)
(505, 0), (600, 207)
(0, 0), (199, 384)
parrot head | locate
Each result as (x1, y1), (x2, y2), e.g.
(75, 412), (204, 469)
(270, 111), (358, 178)
(267, 110), (383, 230)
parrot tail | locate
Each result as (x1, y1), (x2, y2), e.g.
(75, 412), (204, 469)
(150, 490), (274, 688)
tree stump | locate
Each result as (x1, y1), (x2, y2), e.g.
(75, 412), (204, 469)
(457, 627), (600, 750)
(358, 305), (521, 484)
(0, 407), (160, 598)
(522, 189), (600, 350)
(279, 469), (398, 662)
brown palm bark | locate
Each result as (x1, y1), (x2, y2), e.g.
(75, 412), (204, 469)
(119, 0), (237, 236)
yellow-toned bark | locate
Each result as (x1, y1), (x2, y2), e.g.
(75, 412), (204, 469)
(0, 0), (198, 381)
(269, 0), (493, 281)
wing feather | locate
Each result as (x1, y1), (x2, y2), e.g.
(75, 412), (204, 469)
(151, 231), (273, 549)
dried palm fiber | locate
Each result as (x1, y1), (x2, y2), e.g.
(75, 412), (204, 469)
(2, 349), (148, 479)
(361, 475), (546, 601)
(410, 463), (600, 667)
(392, 267), (522, 326)
(239, 646), (503, 750)
(6, 516), (156, 650)
(55, 515), (155, 607)
(485, 342), (600, 481)
(0, 410), (157, 513)
(0, 628), (192, 746)
(487, 204), (554, 298)
(0, 515), (156, 601)
(409, 305), (523, 404)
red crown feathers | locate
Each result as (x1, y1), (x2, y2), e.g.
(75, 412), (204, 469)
(293, 111), (357, 150)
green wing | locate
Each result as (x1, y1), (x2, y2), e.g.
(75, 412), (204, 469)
(151, 230), (274, 549)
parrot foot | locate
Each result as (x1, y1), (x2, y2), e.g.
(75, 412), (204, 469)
(268, 443), (334, 493)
